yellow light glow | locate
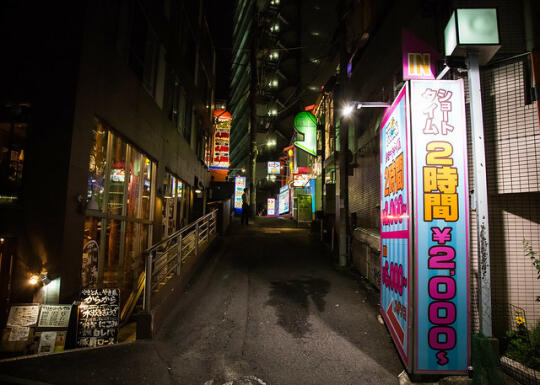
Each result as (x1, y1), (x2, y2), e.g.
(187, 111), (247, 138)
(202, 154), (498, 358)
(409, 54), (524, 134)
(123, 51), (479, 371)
(29, 275), (39, 285)
(288, 149), (293, 157)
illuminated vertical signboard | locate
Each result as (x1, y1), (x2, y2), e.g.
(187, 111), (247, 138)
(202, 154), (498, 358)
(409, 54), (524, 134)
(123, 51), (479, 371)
(278, 184), (290, 215)
(234, 176), (246, 210)
(267, 198), (275, 216)
(267, 161), (281, 175)
(410, 79), (469, 374)
(380, 80), (469, 375)
(402, 29), (439, 80)
(380, 83), (412, 368)
(293, 112), (317, 156)
(210, 110), (232, 182)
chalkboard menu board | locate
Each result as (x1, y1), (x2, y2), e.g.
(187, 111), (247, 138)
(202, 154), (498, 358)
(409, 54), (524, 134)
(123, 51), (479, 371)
(76, 288), (120, 348)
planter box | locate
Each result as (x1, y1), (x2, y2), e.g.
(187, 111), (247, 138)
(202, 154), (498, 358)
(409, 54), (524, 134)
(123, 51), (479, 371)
(500, 356), (540, 385)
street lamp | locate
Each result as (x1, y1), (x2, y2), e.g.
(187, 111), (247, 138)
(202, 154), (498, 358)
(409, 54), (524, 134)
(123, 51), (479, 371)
(444, 8), (500, 338)
(342, 101), (391, 117)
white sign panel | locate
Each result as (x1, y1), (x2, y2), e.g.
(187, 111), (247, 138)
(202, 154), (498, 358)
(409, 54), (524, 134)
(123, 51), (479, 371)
(7, 304), (40, 327)
(38, 305), (72, 328)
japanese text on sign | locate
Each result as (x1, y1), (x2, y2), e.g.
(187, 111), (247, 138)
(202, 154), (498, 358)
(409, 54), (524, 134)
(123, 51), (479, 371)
(411, 79), (469, 374)
(380, 83), (411, 367)
(77, 288), (120, 348)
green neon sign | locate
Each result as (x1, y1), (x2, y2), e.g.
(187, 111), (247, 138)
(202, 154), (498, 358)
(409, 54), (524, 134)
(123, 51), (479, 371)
(293, 112), (317, 156)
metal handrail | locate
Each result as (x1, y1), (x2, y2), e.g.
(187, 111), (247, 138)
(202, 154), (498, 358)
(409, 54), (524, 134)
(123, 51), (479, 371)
(143, 210), (218, 312)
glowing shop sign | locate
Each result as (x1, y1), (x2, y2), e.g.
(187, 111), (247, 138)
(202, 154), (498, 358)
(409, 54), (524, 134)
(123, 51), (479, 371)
(402, 30), (438, 80)
(293, 112), (317, 156)
(211, 110), (232, 170)
(267, 198), (275, 216)
(293, 174), (310, 187)
(410, 79), (469, 374)
(234, 176), (246, 209)
(278, 184), (290, 215)
(380, 83), (411, 368)
(267, 161), (281, 175)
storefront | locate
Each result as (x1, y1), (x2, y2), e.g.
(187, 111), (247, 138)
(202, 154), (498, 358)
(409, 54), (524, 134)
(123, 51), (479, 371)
(83, 120), (156, 305)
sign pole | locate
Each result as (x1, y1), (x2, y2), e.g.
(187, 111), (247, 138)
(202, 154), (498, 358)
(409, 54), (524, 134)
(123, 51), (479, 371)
(466, 52), (493, 337)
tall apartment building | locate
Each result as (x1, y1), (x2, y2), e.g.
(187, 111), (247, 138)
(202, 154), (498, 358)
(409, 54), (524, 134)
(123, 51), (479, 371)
(230, 0), (337, 210)
(0, 0), (216, 324)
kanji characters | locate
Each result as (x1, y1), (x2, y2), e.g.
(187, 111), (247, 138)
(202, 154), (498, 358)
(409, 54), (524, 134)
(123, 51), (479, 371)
(423, 141), (459, 222)
(421, 87), (455, 136)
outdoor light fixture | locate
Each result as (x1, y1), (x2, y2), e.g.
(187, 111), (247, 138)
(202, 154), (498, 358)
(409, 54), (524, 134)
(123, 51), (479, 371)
(343, 102), (391, 117)
(29, 275), (39, 286)
(342, 105), (354, 117)
(444, 8), (500, 65)
(195, 189), (202, 194)
(241, 168), (246, 173)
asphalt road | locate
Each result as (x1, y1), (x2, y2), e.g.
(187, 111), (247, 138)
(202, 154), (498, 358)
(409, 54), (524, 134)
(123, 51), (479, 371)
(0, 218), (403, 385)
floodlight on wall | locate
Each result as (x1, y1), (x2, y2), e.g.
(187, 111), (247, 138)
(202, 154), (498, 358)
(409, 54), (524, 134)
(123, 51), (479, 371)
(444, 8), (501, 65)
(343, 102), (391, 117)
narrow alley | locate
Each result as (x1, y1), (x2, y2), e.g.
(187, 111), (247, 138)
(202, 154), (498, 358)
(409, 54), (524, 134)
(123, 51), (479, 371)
(0, 218), (403, 385)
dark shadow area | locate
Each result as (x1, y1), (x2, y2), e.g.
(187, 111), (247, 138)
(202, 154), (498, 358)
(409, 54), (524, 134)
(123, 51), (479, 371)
(266, 277), (330, 338)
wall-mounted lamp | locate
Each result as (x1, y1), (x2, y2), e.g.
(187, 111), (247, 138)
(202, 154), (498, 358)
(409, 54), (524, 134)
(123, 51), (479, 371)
(342, 102), (391, 117)
(28, 271), (51, 286)
(444, 8), (500, 65)
(29, 275), (40, 286)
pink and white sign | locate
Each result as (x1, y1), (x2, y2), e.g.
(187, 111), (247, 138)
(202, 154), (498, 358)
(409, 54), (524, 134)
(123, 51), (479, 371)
(402, 30), (439, 80)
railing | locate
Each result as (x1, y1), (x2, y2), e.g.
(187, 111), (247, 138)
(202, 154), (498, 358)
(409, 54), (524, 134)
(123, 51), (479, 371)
(142, 210), (218, 312)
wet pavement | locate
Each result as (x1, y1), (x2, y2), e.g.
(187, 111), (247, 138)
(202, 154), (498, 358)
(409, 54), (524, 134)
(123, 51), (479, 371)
(0, 217), (403, 385)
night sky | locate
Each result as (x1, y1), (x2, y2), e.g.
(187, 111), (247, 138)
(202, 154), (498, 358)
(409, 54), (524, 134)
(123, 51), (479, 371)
(204, 0), (233, 102)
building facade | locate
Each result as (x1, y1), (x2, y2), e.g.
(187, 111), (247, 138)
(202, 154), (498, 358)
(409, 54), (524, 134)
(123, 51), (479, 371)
(312, 0), (540, 345)
(0, 0), (216, 324)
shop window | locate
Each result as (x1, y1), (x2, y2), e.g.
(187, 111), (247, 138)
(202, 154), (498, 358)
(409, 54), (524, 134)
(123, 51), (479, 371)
(127, 147), (142, 218)
(0, 104), (29, 202)
(87, 122), (108, 211)
(108, 135), (127, 216)
(82, 217), (101, 288)
(141, 157), (152, 219)
(162, 172), (178, 237)
(162, 172), (191, 235)
(83, 120), (156, 307)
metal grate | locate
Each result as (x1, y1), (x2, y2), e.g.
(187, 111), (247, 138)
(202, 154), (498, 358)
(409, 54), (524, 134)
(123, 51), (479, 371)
(461, 55), (540, 377)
